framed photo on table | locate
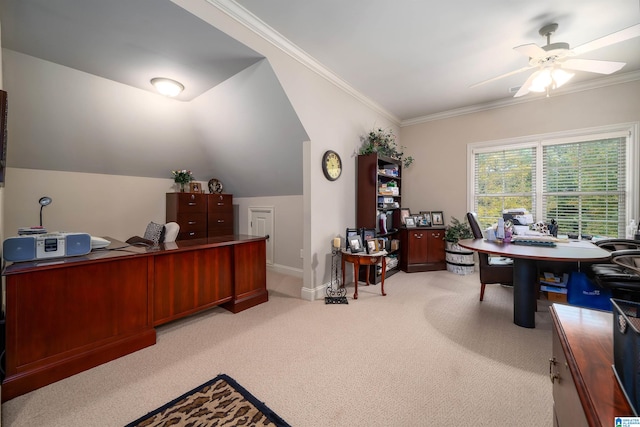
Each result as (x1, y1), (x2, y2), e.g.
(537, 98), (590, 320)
(405, 217), (416, 228)
(431, 211), (444, 226)
(348, 235), (364, 253)
(361, 228), (376, 243)
(366, 239), (379, 254)
(346, 228), (359, 250)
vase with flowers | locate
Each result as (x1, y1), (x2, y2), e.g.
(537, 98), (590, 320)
(171, 169), (194, 192)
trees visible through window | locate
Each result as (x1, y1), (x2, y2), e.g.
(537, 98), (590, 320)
(470, 125), (636, 238)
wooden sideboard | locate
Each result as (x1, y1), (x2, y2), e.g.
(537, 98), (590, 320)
(1, 234), (267, 402)
(550, 304), (633, 426)
(166, 193), (234, 240)
(399, 227), (446, 272)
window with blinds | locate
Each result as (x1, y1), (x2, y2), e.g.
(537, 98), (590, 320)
(469, 126), (636, 238)
(542, 137), (626, 237)
(474, 146), (536, 229)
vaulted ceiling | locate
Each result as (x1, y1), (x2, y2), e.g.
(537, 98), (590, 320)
(2, 0), (639, 122)
(1, 0), (638, 196)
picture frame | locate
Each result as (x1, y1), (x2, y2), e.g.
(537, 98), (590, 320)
(420, 211), (432, 227)
(400, 208), (411, 225)
(366, 239), (379, 254)
(348, 235), (364, 253)
(431, 211), (444, 226)
(405, 217), (416, 228)
(189, 182), (201, 193)
(345, 228), (359, 249)
(361, 228), (376, 243)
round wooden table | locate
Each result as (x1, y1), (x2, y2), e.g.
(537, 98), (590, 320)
(341, 250), (387, 299)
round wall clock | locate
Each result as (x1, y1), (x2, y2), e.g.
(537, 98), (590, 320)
(322, 150), (342, 181)
(208, 178), (223, 194)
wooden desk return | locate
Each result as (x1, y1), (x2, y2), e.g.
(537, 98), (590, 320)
(341, 250), (387, 299)
(1, 235), (268, 402)
(551, 304), (633, 425)
(458, 238), (611, 328)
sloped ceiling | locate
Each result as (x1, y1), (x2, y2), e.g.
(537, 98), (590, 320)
(0, 0), (309, 197)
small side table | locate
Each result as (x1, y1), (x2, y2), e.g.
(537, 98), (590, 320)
(341, 250), (387, 299)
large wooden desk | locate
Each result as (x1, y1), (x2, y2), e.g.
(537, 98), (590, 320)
(458, 238), (611, 328)
(1, 235), (267, 402)
(551, 304), (633, 425)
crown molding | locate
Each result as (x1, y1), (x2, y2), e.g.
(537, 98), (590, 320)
(205, 0), (639, 129)
(401, 70), (640, 127)
(206, 0), (401, 125)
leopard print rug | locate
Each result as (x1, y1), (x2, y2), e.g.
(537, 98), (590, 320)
(126, 374), (290, 427)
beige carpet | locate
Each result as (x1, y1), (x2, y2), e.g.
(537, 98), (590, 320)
(1, 269), (553, 426)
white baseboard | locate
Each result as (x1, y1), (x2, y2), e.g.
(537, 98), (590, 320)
(301, 282), (327, 301)
(268, 263), (303, 278)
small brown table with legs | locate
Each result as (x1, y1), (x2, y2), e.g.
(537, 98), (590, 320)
(341, 250), (387, 299)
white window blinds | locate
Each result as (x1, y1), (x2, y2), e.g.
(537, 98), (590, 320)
(473, 146), (536, 228)
(542, 136), (626, 237)
(469, 125), (636, 238)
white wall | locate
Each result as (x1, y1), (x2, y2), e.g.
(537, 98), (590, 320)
(174, 0), (399, 299)
(235, 195), (304, 275)
(400, 80), (640, 226)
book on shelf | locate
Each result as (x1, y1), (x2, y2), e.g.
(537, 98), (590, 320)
(540, 284), (568, 294)
(539, 272), (568, 287)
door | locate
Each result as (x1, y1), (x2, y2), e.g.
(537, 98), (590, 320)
(249, 207), (274, 265)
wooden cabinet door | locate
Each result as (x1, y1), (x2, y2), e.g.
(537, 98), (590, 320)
(153, 247), (233, 325)
(427, 229), (445, 263)
(406, 230), (428, 264)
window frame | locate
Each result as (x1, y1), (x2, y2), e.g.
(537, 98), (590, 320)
(467, 123), (639, 238)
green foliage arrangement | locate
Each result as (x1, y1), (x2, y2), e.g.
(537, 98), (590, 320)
(171, 170), (194, 191)
(444, 216), (473, 242)
(359, 128), (414, 169)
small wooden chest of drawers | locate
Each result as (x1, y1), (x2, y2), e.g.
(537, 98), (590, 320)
(166, 193), (234, 240)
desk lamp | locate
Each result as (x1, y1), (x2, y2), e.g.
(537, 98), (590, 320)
(39, 196), (52, 227)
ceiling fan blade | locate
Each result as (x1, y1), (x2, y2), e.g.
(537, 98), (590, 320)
(469, 65), (534, 88)
(513, 71), (541, 98)
(572, 23), (640, 55)
(563, 58), (626, 74)
(514, 43), (547, 59)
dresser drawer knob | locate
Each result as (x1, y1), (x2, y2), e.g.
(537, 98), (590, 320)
(188, 202), (196, 206)
(218, 220), (224, 223)
(188, 221), (197, 225)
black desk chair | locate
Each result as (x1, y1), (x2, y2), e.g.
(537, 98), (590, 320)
(592, 249), (640, 302)
(466, 212), (513, 301)
(594, 239), (640, 251)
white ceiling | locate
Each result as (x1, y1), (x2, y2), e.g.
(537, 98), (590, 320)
(1, 0), (639, 122)
(233, 0), (640, 122)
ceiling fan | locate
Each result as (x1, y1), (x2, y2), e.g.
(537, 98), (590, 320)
(471, 22), (640, 97)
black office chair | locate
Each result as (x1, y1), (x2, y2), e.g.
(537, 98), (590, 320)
(466, 212), (513, 301)
(594, 239), (640, 251)
(592, 249), (640, 302)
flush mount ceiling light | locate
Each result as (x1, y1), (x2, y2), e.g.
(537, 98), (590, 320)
(150, 77), (184, 97)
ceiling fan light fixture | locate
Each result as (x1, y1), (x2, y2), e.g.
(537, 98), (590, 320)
(550, 68), (574, 89)
(150, 78), (184, 97)
(529, 69), (552, 92)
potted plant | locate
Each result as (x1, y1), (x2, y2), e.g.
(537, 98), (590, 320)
(359, 128), (414, 169)
(444, 216), (475, 275)
(171, 169), (194, 192)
